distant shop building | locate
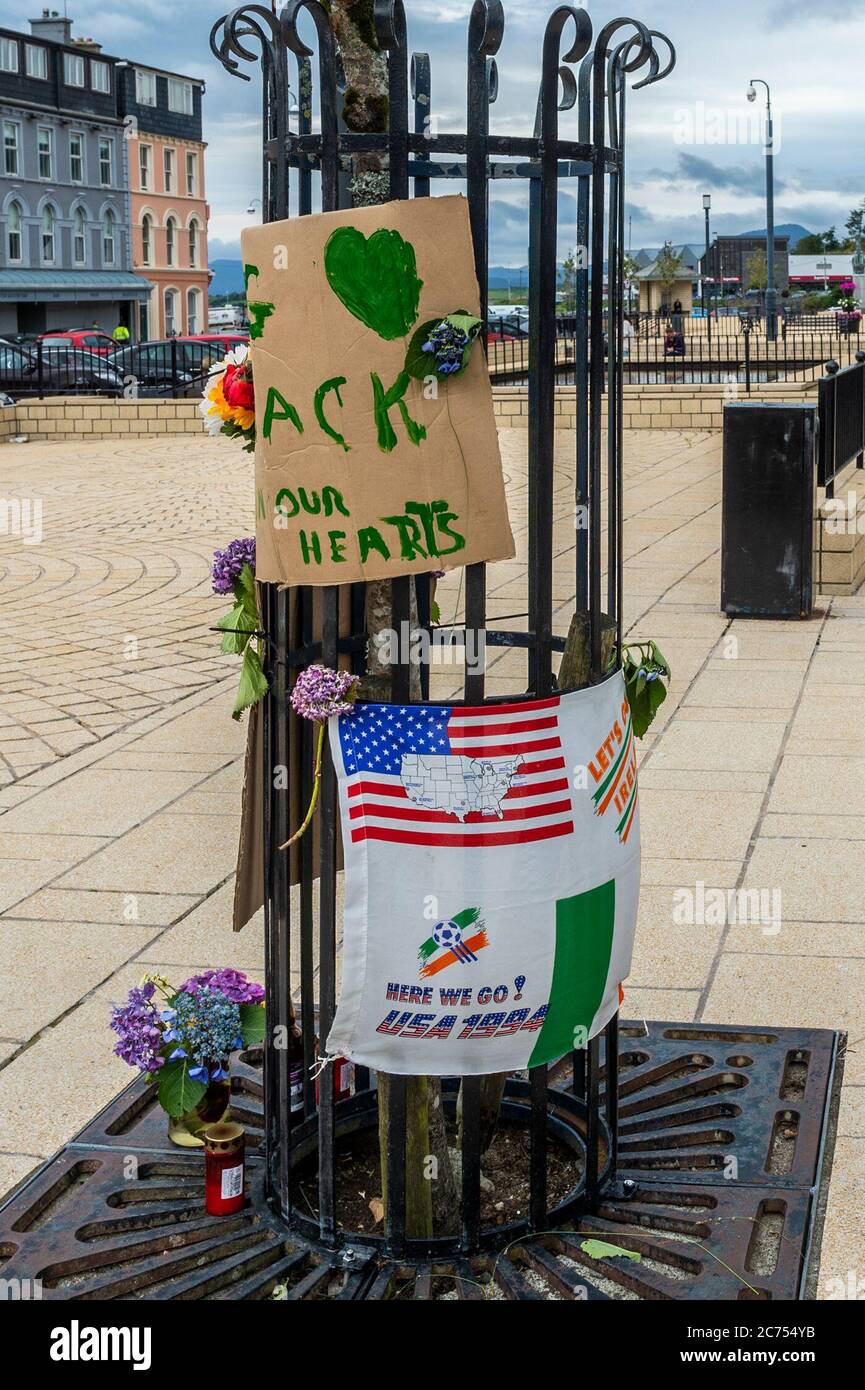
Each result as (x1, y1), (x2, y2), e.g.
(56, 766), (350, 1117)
(0, 13), (151, 337)
(700, 235), (790, 296)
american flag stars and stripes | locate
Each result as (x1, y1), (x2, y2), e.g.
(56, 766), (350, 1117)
(336, 696), (576, 849)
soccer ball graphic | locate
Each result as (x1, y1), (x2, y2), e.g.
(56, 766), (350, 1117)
(433, 919), (463, 950)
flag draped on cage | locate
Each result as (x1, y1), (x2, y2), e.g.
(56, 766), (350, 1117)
(325, 671), (641, 1076)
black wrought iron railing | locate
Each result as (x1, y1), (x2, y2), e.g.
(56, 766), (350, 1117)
(818, 353), (865, 498)
(487, 314), (856, 392)
(0, 339), (223, 401)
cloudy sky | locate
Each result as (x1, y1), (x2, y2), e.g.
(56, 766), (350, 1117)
(4, 0), (864, 263)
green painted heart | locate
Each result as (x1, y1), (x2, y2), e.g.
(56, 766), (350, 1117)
(324, 226), (423, 340)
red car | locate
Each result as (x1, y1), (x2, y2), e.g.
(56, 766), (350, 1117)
(184, 332), (249, 356)
(37, 328), (118, 354)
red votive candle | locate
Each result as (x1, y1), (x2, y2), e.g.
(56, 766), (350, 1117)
(203, 1121), (246, 1215)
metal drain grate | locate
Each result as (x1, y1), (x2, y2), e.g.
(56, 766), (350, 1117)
(0, 1022), (840, 1301)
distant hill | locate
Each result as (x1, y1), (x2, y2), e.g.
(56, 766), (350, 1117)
(489, 264), (530, 290)
(737, 224), (812, 249)
(209, 259), (245, 297)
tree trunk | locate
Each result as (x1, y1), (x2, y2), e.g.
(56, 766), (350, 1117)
(331, 0), (458, 1239)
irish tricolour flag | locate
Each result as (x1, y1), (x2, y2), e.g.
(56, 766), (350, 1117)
(326, 671), (640, 1076)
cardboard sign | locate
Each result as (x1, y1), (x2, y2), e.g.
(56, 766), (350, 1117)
(325, 673), (640, 1075)
(241, 196), (515, 585)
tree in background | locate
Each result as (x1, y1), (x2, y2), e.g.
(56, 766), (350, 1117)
(745, 248), (768, 291)
(794, 227), (850, 254)
(655, 243), (684, 303)
(846, 202), (865, 244)
(559, 247), (579, 312)
(623, 253), (641, 313)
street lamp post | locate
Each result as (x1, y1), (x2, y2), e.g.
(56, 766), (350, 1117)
(747, 79), (777, 342)
(703, 193), (712, 349)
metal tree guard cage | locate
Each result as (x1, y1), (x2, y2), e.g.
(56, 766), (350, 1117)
(210, 0), (675, 1262)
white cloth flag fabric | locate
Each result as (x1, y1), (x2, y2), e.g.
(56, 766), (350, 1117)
(325, 671), (640, 1076)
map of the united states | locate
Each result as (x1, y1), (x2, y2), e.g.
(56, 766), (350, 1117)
(400, 753), (524, 822)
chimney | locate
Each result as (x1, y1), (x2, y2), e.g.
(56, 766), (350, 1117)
(29, 10), (74, 43)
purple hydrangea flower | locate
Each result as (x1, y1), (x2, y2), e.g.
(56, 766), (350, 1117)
(110, 982), (165, 1074)
(290, 664), (359, 723)
(212, 537), (256, 595)
(422, 319), (473, 374)
(180, 968), (265, 1006)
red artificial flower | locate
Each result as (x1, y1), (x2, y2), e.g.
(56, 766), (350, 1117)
(223, 367), (255, 412)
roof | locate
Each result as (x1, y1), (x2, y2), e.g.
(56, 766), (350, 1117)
(634, 245), (702, 271)
(637, 256), (699, 283)
(0, 269), (153, 301)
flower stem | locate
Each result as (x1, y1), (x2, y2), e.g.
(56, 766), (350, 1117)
(280, 721), (326, 849)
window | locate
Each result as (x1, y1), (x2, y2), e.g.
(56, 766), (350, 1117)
(25, 44), (48, 79)
(163, 147), (175, 194)
(41, 205), (56, 264)
(166, 216), (177, 267)
(0, 37), (18, 72)
(135, 68), (156, 105)
(69, 131), (84, 183)
(7, 202), (22, 262)
(139, 143), (152, 191)
(164, 288), (178, 336)
(3, 121), (19, 177)
(91, 59), (110, 93)
(187, 288), (200, 335)
(188, 218), (199, 268)
(141, 213), (153, 265)
(167, 78), (193, 115)
(73, 207), (87, 265)
(37, 126), (53, 179)
(99, 138), (112, 186)
(63, 52), (85, 87)
(185, 150), (198, 197)
(102, 209), (116, 266)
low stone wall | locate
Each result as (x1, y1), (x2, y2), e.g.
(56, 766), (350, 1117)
(1, 397), (202, 441)
(491, 381), (817, 431)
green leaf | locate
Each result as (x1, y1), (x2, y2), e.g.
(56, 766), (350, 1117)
(157, 1059), (207, 1119)
(217, 602), (255, 655)
(239, 1003), (266, 1046)
(233, 562), (257, 607)
(580, 1238), (642, 1264)
(404, 316), (444, 381)
(430, 600), (441, 625)
(232, 644), (269, 721)
(649, 640), (671, 677)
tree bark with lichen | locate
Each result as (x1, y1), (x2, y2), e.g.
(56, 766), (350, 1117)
(330, 0), (459, 1238)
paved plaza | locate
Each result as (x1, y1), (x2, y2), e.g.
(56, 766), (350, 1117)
(0, 426), (863, 1294)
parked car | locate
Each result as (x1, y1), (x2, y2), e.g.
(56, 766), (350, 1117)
(108, 340), (212, 397)
(0, 342), (123, 396)
(487, 317), (529, 342)
(37, 328), (118, 355)
(183, 332), (250, 356)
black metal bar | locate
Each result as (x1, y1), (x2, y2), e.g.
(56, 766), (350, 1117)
(605, 1011), (619, 1178)
(529, 1064), (547, 1230)
(317, 585), (339, 1244)
(584, 1032), (601, 1209)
